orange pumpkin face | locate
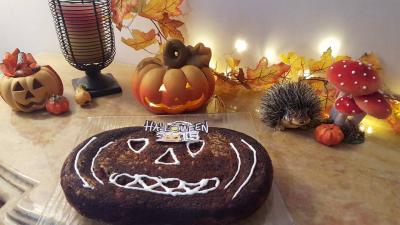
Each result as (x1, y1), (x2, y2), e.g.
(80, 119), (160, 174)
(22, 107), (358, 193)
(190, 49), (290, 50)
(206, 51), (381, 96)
(314, 124), (344, 146)
(132, 40), (215, 114)
(0, 66), (63, 112)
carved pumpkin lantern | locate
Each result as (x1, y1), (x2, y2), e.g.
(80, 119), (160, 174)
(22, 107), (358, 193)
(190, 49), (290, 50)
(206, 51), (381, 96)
(132, 40), (215, 114)
(0, 49), (63, 112)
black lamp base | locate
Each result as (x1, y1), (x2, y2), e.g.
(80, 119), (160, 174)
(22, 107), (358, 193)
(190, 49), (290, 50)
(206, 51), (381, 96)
(72, 73), (122, 98)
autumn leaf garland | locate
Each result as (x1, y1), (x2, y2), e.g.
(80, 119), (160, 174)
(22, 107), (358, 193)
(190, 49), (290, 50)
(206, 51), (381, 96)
(213, 49), (391, 120)
(112, 0), (185, 52)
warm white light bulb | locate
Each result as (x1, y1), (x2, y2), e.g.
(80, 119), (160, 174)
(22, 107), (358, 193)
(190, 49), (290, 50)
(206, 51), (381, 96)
(366, 126), (373, 134)
(235, 39), (248, 53)
(264, 47), (279, 64)
(318, 37), (341, 56)
(303, 69), (311, 78)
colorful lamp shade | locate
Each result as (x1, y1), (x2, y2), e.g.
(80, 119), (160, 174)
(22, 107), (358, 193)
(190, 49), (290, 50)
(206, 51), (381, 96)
(49, 0), (121, 97)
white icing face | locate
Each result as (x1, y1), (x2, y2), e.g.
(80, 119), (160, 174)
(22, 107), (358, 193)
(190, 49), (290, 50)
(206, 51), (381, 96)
(109, 173), (220, 196)
(74, 136), (258, 200)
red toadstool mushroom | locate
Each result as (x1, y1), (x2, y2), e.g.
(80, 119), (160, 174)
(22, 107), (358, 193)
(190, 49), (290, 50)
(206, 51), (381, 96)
(326, 60), (392, 141)
(327, 60), (380, 97)
(334, 96), (365, 125)
(354, 92), (392, 119)
(335, 96), (364, 115)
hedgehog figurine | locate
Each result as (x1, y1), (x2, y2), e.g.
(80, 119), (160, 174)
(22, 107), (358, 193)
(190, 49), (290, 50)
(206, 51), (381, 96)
(260, 82), (322, 131)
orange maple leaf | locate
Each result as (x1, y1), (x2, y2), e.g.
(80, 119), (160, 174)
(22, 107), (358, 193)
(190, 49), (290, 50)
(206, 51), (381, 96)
(359, 52), (382, 71)
(247, 57), (289, 80)
(246, 57), (268, 79)
(157, 13), (184, 41)
(387, 99), (400, 134)
(111, 0), (138, 30)
(299, 77), (338, 118)
(122, 29), (157, 50)
(225, 55), (240, 72)
(140, 0), (183, 20)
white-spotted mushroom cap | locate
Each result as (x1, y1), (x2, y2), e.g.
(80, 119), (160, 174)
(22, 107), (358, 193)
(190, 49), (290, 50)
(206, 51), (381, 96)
(327, 60), (380, 97)
(354, 92), (392, 119)
(335, 96), (364, 116)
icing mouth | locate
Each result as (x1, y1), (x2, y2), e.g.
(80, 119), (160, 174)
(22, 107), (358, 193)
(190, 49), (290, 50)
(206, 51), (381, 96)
(109, 173), (220, 196)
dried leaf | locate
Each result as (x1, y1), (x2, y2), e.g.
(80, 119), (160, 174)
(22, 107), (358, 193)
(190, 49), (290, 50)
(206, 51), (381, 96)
(122, 29), (157, 50)
(1, 49), (38, 77)
(299, 77), (338, 118)
(280, 52), (306, 78)
(308, 48), (334, 74)
(225, 55), (240, 71)
(246, 57), (290, 89)
(387, 99), (400, 134)
(246, 57), (268, 79)
(359, 52), (382, 71)
(334, 55), (352, 62)
(157, 13), (184, 41)
(123, 12), (136, 20)
(111, 0), (138, 30)
(236, 68), (245, 82)
(140, 0), (183, 20)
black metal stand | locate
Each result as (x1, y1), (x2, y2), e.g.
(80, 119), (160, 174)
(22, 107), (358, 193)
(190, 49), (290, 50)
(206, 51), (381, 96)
(49, 0), (121, 98)
(72, 70), (122, 97)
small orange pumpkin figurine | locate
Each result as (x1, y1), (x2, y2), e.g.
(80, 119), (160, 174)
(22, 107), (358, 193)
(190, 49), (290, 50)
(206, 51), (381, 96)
(131, 39), (215, 114)
(314, 124), (344, 146)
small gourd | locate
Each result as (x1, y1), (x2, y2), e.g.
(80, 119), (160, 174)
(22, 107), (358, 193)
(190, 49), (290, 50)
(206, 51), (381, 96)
(314, 124), (344, 146)
(206, 95), (225, 113)
(75, 85), (92, 106)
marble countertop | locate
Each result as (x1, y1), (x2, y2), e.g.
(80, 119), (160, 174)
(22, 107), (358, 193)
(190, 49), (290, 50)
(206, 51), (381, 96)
(0, 53), (399, 225)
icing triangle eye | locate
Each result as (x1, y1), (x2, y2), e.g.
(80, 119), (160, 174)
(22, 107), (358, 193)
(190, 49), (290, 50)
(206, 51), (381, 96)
(155, 148), (180, 165)
(127, 138), (149, 153)
(186, 140), (205, 158)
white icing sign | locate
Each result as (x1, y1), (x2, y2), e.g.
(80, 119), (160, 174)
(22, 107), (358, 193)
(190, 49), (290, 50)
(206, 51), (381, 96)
(144, 120), (208, 143)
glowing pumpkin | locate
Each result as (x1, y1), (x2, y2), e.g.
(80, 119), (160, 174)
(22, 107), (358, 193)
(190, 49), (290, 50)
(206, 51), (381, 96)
(0, 66), (63, 112)
(132, 40), (215, 114)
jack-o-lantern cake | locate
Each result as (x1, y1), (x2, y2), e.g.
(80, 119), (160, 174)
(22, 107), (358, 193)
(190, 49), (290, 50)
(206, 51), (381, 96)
(61, 122), (273, 225)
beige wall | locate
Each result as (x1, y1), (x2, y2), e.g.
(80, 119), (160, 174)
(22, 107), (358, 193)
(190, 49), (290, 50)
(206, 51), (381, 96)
(0, 0), (399, 93)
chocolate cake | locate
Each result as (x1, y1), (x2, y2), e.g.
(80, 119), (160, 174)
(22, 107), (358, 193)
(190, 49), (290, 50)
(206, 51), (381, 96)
(61, 126), (273, 225)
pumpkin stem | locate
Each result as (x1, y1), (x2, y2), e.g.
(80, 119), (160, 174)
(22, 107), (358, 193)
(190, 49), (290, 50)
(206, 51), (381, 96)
(163, 39), (190, 69)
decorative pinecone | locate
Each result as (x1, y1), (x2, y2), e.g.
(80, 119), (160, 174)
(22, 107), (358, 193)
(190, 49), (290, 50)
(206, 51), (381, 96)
(341, 121), (365, 144)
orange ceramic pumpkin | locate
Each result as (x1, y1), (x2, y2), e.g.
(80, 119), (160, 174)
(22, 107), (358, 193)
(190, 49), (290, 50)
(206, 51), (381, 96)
(314, 124), (344, 146)
(0, 49), (63, 112)
(0, 65), (63, 112)
(132, 40), (215, 114)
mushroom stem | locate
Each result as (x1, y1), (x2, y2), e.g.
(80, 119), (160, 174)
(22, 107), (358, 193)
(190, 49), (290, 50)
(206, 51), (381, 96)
(349, 113), (367, 126)
(334, 113), (348, 126)
(329, 91), (347, 121)
(329, 107), (339, 121)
